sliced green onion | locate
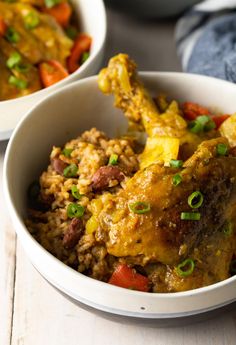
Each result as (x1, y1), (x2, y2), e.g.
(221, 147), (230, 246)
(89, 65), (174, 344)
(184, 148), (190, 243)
(176, 258), (195, 277)
(188, 120), (203, 134)
(170, 159), (183, 168)
(71, 185), (82, 200)
(216, 143), (228, 156)
(65, 26), (78, 40)
(44, 0), (61, 8)
(62, 148), (73, 158)
(81, 52), (90, 64)
(67, 203), (84, 218)
(15, 63), (30, 73)
(108, 154), (118, 166)
(204, 119), (216, 131)
(6, 52), (22, 69)
(172, 173), (182, 186)
(129, 201), (151, 214)
(24, 12), (40, 30)
(181, 212), (201, 221)
(9, 75), (28, 89)
(223, 221), (233, 237)
(5, 27), (20, 43)
(189, 115), (216, 133)
(188, 191), (204, 209)
(63, 164), (78, 178)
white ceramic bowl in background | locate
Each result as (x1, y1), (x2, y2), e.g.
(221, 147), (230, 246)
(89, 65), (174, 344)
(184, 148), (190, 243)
(0, 0), (106, 141)
(3, 73), (236, 319)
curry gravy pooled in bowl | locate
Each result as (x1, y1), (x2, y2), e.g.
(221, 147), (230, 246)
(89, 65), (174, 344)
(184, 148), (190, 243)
(25, 54), (236, 293)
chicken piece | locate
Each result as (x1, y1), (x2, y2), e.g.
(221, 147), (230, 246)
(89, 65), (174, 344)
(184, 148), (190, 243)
(98, 137), (236, 268)
(98, 53), (187, 138)
(98, 54), (218, 163)
(0, 38), (41, 100)
(147, 226), (236, 292)
(0, 2), (72, 65)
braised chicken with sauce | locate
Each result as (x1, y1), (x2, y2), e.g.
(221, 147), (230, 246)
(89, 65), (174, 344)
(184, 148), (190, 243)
(26, 54), (236, 293)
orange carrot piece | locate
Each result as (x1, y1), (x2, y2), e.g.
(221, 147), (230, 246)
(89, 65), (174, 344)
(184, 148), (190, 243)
(67, 34), (92, 73)
(42, 2), (72, 28)
(211, 115), (230, 129)
(39, 60), (69, 87)
(109, 264), (149, 292)
(182, 102), (210, 121)
(0, 16), (7, 37)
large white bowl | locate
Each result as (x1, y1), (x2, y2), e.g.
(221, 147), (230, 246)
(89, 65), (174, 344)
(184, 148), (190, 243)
(0, 0), (106, 141)
(3, 73), (236, 319)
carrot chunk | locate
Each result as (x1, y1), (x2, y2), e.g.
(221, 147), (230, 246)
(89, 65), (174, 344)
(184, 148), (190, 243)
(0, 16), (7, 37)
(67, 34), (92, 73)
(182, 102), (210, 121)
(42, 2), (72, 28)
(109, 264), (149, 292)
(211, 115), (230, 129)
(39, 60), (69, 87)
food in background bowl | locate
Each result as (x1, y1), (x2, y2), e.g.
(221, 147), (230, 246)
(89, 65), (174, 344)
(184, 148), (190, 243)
(0, 0), (91, 100)
(25, 54), (236, 293)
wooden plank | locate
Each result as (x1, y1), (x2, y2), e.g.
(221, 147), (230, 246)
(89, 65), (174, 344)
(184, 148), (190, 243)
(0, 142), (17, 345)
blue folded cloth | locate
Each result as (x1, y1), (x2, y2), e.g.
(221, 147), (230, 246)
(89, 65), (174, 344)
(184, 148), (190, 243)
(175, 0), (236, 82)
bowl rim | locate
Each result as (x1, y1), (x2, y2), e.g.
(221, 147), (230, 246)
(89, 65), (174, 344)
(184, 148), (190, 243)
(4, 71), (236, 318)
(0, 0), (107, 106)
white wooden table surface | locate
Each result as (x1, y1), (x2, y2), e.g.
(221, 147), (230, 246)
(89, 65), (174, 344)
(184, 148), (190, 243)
(1, 8), (236, 345)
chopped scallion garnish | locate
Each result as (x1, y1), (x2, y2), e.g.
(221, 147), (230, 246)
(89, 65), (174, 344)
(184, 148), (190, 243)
(62, 148), (73, 158)
(71, 185), (82, 200)
(24, 12), (40, 30)
(216, 143), (228, 156)
(170, 159), (183, 168)
(108, 154), (118, 166)
(67, 203), (84, 218)
(5, 27), (20, 43)
(189, 115), (216, 133)
(81, 51), (90, 64)
(9, 75), (28, 89)
(176, 258), (195, 277)
(172, 173), (182, 186)
(44, 0), (61, 8)
(15, 64), (30, 73)
(188, 191), (204, 209)
(6, 52), (22, 69)
(181, 212), (201, 221)
(63, 164), (78, 178)
(129, 201), (151, 214)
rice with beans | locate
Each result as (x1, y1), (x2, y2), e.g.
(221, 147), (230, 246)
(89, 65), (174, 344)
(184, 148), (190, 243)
(26, 128), (140, 281)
